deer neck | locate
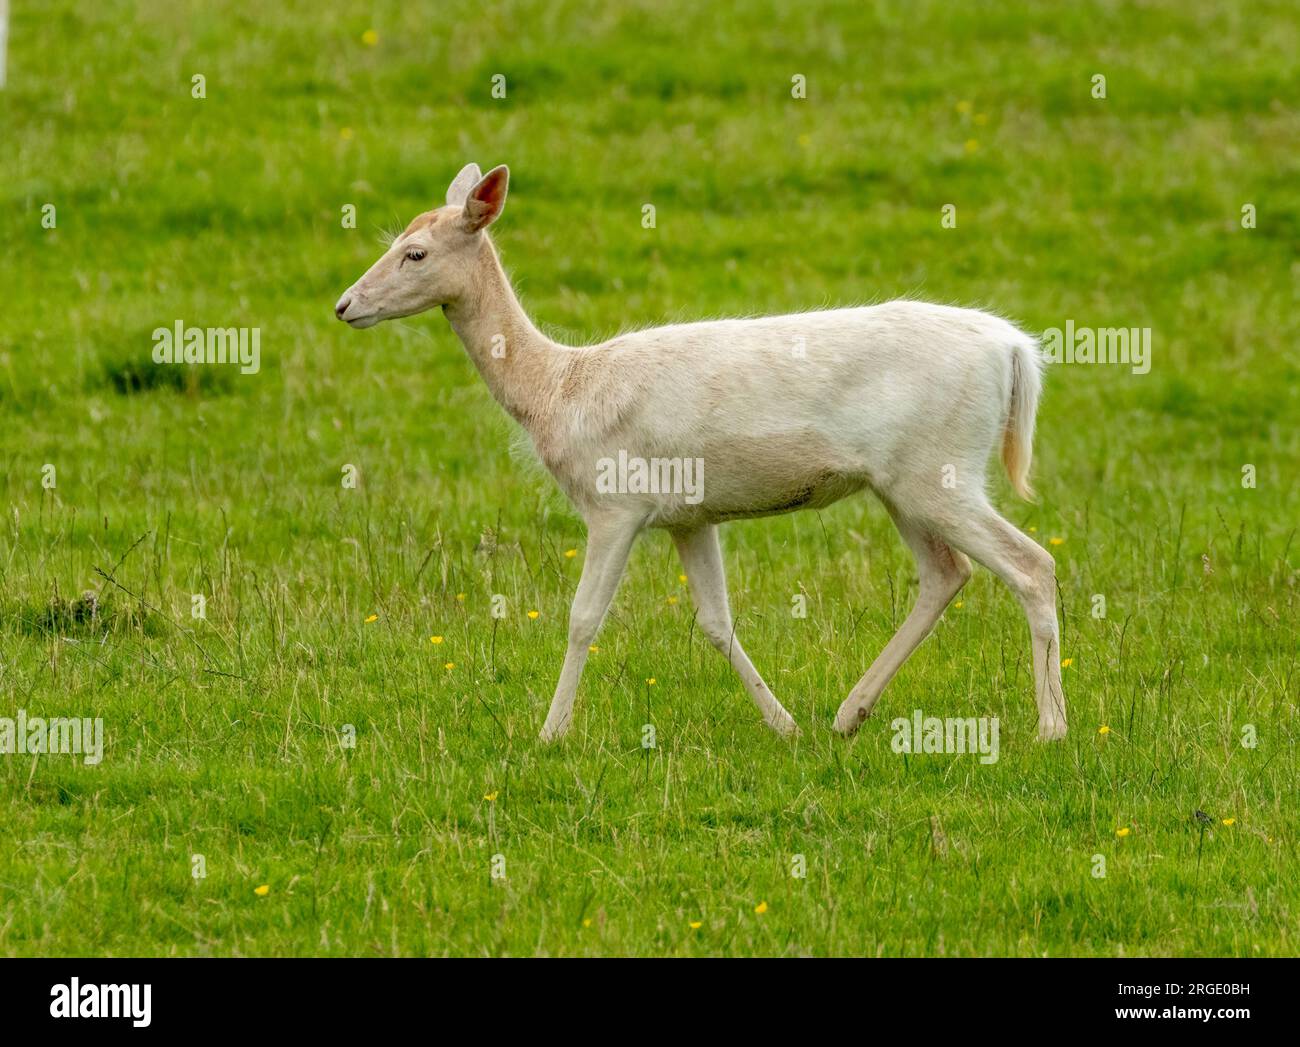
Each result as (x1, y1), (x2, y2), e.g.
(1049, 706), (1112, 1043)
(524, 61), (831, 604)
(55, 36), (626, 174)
(443, 238), (562, 431)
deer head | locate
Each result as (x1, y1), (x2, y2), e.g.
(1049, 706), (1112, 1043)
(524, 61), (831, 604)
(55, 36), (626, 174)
(334, 163), (509, 328)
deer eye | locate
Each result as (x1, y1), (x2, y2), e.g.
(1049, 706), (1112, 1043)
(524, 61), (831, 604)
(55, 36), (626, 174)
(405, 248), (426, 262)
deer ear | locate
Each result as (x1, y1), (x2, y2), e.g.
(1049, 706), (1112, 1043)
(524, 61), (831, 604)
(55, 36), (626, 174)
(462, 165), (509, 232)
(446, 163), (482, 207)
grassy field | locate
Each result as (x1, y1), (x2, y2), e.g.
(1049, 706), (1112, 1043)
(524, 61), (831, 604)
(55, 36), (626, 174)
(1, 0), (1297, 957)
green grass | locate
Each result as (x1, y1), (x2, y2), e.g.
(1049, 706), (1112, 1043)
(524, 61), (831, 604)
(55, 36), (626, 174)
(1, 0), (1297, 956)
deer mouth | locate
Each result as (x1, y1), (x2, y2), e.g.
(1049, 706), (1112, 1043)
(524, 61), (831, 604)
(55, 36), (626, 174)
(335, 292), (381, 328)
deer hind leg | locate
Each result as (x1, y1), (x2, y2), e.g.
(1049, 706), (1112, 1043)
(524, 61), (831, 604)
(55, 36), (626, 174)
(673, 524), (799, 737)
(833, 512), (971, 734)
(927, 498), (1067, 741)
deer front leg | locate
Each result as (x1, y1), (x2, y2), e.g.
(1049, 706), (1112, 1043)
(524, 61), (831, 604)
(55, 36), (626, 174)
(540, 511), (644, 743)
(673, 524), (799, 737)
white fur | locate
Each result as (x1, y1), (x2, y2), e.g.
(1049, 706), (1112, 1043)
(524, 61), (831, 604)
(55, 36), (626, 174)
(336, 164), (1067, 744)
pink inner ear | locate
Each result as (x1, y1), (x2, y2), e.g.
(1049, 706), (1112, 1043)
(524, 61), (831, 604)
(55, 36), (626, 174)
(473, 172), (507, 212)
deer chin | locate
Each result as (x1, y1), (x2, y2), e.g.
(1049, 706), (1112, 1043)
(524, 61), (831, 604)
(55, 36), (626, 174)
(345, 313), (381, 329)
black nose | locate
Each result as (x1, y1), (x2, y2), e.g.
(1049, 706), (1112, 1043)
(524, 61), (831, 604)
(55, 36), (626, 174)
(335, 295), (351, 319)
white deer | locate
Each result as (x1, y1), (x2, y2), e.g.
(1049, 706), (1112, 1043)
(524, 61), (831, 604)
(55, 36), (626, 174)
(335, 164), (1067, 744)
